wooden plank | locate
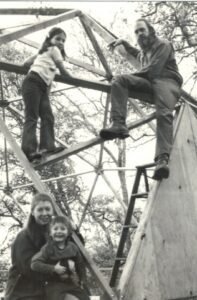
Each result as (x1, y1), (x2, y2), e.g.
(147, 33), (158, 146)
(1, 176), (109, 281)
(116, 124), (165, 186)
(66, 57), (106, 77)
(0, 9), (81, 46)
(118, 103), (197, 300)
(0, 61), (110, 93)
(79, 15), (112, 77)
(0, 113), (117, 300)
(0, 115), (51, 193)
(33, 112), (157, 169)
(0, 31), (106, 77)
(81, 14), (140, 69)
(7, 104), (96, 169)
(0, 8), (70, 15)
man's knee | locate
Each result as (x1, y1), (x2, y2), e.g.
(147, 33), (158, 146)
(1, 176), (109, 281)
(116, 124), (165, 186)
(156, 108), (173, 122)
(112, 74), (136, 88)
(112, 75), (125, 86)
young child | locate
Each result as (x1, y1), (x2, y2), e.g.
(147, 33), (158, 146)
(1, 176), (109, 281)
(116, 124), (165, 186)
(21, 27), (72, 161)
(31, 216), (90, 300)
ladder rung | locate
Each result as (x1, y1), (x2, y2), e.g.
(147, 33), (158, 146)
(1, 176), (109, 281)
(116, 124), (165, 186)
(136, 162), (156, 169)
(122, 224), (135, 228)
(130, 192), (148, 198)
(115, 257), (126, 261)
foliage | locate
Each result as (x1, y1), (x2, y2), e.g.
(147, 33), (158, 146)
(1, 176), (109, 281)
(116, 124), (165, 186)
(136, 1), (197, 96)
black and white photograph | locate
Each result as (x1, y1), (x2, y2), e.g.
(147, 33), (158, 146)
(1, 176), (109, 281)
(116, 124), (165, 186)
(0, 1), (196, 300)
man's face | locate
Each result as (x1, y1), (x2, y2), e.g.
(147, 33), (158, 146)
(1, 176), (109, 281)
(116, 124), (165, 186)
(134, 21), (150, 49)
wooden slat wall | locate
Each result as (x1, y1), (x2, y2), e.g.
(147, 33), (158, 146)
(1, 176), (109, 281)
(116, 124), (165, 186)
(118, 103), (197, 300)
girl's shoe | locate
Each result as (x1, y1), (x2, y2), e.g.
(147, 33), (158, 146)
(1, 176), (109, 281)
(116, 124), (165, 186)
(27, 152), (42, 162)
(39, 146), (65, 155)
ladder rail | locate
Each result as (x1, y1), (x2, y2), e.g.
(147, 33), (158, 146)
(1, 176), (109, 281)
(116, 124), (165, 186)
(109, 167), (144, 287)
(109, 162), (154, 287)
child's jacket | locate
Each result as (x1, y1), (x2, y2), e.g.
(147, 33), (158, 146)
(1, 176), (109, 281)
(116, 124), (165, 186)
(31, 238), (86, 284)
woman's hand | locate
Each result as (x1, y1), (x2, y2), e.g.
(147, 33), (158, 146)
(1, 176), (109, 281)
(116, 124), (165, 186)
(54, 261), (66, 275)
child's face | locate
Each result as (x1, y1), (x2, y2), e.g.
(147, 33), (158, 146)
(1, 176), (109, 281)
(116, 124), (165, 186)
(50, 33), (66, 51)
(50, 222), (69, 243)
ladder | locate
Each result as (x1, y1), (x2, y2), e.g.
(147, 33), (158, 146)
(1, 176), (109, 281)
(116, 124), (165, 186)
(109, 162), (155, 287)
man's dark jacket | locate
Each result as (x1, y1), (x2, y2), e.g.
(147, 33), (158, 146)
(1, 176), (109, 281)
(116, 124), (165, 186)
(122, 37), (183, 85)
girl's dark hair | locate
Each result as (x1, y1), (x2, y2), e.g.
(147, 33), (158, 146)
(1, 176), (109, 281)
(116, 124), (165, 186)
(50, 215), (72, 236)
(136, 18), (156, 37)
(39, 27), (66, 58)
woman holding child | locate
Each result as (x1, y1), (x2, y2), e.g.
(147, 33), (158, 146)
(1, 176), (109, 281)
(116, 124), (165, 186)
(5, 193), (90, 300)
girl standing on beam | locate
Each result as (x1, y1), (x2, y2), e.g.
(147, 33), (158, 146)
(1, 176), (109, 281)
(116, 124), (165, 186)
(21, 27), (72, 162)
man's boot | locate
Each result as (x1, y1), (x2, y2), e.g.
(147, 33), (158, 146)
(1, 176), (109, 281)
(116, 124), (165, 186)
(152, 153), (169, 181)
(99, 121), (129, 140)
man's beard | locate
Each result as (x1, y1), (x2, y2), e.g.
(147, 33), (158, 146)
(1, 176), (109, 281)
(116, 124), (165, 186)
(138, 34), (155, 51)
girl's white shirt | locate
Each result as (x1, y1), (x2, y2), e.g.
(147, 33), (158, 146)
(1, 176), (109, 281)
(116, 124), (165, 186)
(29, 46), (64, 86)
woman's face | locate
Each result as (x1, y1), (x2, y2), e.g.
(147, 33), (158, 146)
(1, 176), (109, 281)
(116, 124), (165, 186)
(50, 32), (66, 51)
(32, 200), (54, 225)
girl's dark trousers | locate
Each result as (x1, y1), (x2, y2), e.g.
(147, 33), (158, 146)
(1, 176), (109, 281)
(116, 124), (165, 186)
(21, 71), (55, 158)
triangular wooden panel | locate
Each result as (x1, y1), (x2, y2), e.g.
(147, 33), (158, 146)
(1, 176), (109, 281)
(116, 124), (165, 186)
(118, 103), (197, 300)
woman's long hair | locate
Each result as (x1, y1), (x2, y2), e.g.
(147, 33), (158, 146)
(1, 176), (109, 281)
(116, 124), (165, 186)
(38, 27), (67, 59)
(26, 193), (55, 248)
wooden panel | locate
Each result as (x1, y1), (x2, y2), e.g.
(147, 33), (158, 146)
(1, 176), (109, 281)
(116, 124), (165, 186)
(0, 61), (110, 93)
(119, 103), (197, 300)
(0, 10), (81, 46)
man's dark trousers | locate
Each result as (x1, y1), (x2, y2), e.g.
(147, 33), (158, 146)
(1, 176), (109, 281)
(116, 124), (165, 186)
(110, 74), (181, 160)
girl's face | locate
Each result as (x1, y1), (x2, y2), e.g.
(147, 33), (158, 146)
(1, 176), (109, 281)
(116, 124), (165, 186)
(50, 32), (66, 50)
(32, 201), (54, 225)
(50, 222), (69, 243)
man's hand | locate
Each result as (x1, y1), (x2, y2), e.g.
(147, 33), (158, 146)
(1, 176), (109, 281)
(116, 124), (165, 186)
(108, 39), (125, 51)
(54, 261), (66, 275)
